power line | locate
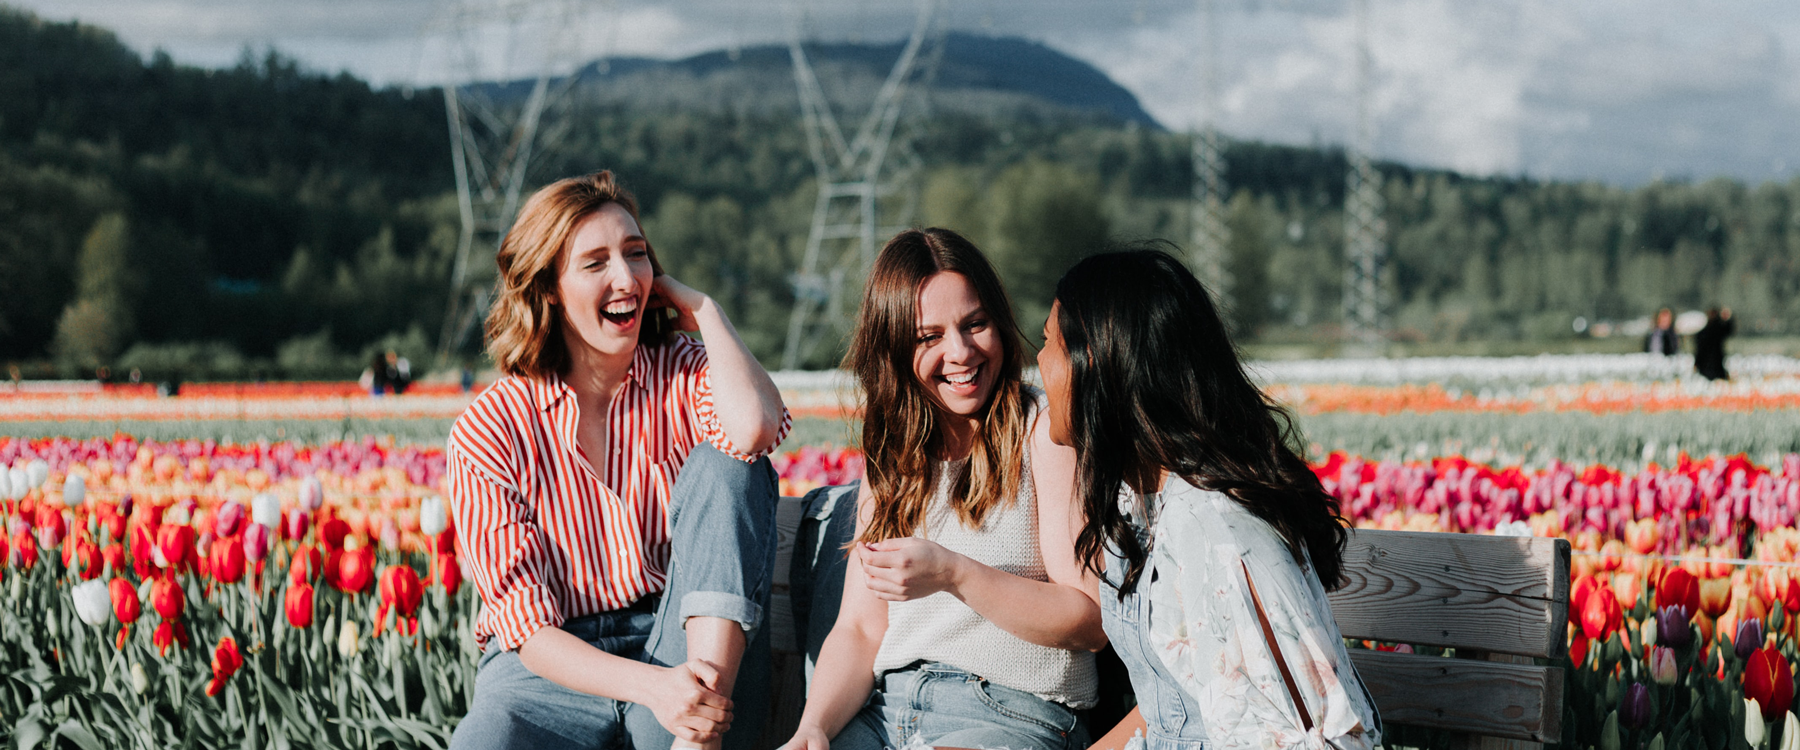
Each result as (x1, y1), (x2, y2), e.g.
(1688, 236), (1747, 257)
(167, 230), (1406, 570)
(1342, 0), (1387, 352)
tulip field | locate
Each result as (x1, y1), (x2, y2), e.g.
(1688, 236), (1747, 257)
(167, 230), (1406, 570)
(3, 354), (1800, 749)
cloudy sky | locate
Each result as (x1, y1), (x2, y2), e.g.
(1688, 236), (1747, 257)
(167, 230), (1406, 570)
(19, 0), (1800, 185)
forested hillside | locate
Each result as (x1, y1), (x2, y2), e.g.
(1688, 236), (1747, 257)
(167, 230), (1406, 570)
(3, 5), (1798, 379)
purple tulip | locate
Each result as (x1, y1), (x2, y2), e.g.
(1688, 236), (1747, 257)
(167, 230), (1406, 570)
(243, 523), (271, 563)
(117, 494), (133, 519)
(1736, 617), (1765, 661)
(1620, 682), (1653, 730)
(214, 500), (245, 538)
(1656, 605), (1693, 648)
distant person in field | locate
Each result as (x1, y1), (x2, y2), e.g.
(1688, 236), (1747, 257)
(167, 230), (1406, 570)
(1694, 306), (1734, 381)
(365, 352), (390, 396)
(1645, 307), (1678, 355)
(446, 170), (789, 750)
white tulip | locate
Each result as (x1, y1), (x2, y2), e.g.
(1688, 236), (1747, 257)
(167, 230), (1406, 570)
(6, 469), (23, 500)
(299, 475), (324, 511)
(1783, 712), (1800, 750)
(71, 579), (111, 626)
(129, 663), (148, 694)
(338, 618), (361, 658)
(26, 459), (48, 488)
(1748, 700), (1766, 746)
(251, 492), (281, 529)
(62, 475), (86, 507)
(419, 496), (447, 537)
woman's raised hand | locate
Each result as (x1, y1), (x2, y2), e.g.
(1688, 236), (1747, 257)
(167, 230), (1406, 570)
(650, 275), (706, 332)
(857, 538), (968, 601)
(646, 659), (734, 743)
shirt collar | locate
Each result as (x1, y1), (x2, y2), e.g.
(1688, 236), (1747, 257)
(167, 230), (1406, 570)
(531, 346), (653, 413)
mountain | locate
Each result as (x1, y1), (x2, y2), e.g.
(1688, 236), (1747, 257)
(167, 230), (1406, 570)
(520, 33), (1162, 128)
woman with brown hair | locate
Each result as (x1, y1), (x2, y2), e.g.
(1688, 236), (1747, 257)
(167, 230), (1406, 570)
(779, 228), (1104, 750)
(446, 171), (789, 750)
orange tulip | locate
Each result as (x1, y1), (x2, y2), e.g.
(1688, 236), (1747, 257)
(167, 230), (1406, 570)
(1699, 577), (1733, 619)
(1611, 572), (1641, 610)
(9, 530), (35, 570)
(1624, 519), (1658, 554)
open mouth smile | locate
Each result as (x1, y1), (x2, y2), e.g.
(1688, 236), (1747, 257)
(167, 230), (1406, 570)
(599, 298), (640, 328)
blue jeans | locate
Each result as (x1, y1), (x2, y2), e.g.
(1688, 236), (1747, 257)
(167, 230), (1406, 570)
(832, 663), (1089, 750)
(449, 443), (778, 750)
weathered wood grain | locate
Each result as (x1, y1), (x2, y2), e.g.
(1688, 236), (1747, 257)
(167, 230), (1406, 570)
(1351, 649), (1563, 744)
(1329, 529), (1571, 658)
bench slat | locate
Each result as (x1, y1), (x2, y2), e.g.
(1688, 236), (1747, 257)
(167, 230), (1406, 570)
(1350, 649), (1563, 743)
(1329, 530), (1570, 658)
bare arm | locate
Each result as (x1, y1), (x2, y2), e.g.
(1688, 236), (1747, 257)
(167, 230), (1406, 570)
(859, 415), (1106, 652)
(783, 485), (889, 748)
(654, 275), (786, 454)
(519, 628), (732, 742)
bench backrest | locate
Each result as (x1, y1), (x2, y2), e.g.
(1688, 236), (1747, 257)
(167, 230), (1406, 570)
(763, 496), (1570, 748)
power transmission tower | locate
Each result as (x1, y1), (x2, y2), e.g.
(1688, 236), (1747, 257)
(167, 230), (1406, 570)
(780, 0), (943, 371)
(1342, 0), (1386, 351)
(428, 0), (598, 368)
(1191, 0), (1232, 319)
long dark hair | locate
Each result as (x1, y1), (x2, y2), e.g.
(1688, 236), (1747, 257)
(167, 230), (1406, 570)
(1055, 246), (1347, 595)
(844, 228), (1030, 542)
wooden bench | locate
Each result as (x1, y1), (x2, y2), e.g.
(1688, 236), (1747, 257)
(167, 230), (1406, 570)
(757, 493), (1570, 749)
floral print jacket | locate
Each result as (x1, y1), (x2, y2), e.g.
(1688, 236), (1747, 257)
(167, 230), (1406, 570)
(1139, 478), (1382, 749)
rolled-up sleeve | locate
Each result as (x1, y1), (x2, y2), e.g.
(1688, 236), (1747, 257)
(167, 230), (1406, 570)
(447, 445), (562, 651)
(691, 359), (791, 463)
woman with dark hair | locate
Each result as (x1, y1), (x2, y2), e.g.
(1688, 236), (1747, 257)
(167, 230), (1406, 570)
(780, 228), (1104, 750)
(447, 171), (789, 750)
(1039, 247), (1380, 749)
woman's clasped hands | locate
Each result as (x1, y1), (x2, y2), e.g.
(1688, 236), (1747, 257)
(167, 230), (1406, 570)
(645, 658), (734, 744)
(857, 538), (966, 602)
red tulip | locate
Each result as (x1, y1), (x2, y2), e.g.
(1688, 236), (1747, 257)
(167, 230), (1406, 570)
(129, 525), (155, 578)
(151, 574), (184, 621)
(34, 505), (65, 550)
(336, 546), (374, 594)
(1745, 646), (1795, 721)
(72, 535), (102, 580)
(1656, 567), (1700, 618)
(110, 577), (140, 648)
(10, 530), (36, 570)
(102, 543), (126, 576)
(435, 552), (461, 596)
(1570, 631), (1590, 667)
(285, 581), (315, 628)
(376, 564), (423, 637)
(151, 619), (189, 656)
(98, 505), (125, 544)
(319, 517), (349, 550)
(155, 524), (193, 571)
(205, 636), (242, 697)
(289, 544), (324, 584)
(1571, 574), (1601, 616)
(1581, 579), (1623, 641)
(210, 535), (246, 584)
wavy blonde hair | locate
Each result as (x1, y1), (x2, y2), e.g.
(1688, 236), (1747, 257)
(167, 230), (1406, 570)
(847, 228), (1029, 543)
(485, 171), (674, 379)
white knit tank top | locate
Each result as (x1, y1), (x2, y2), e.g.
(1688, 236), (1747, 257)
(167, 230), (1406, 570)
(870, 418), (1098, 708)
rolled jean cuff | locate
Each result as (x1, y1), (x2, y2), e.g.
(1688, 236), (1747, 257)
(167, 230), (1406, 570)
(680, 591), (763, 632)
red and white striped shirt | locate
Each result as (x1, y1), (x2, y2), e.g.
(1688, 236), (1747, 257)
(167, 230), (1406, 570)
(446, 335), (791, 650)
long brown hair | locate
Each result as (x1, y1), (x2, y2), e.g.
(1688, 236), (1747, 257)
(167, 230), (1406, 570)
(847, 228), (1030, 543)
(485, 170), (675, 380)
